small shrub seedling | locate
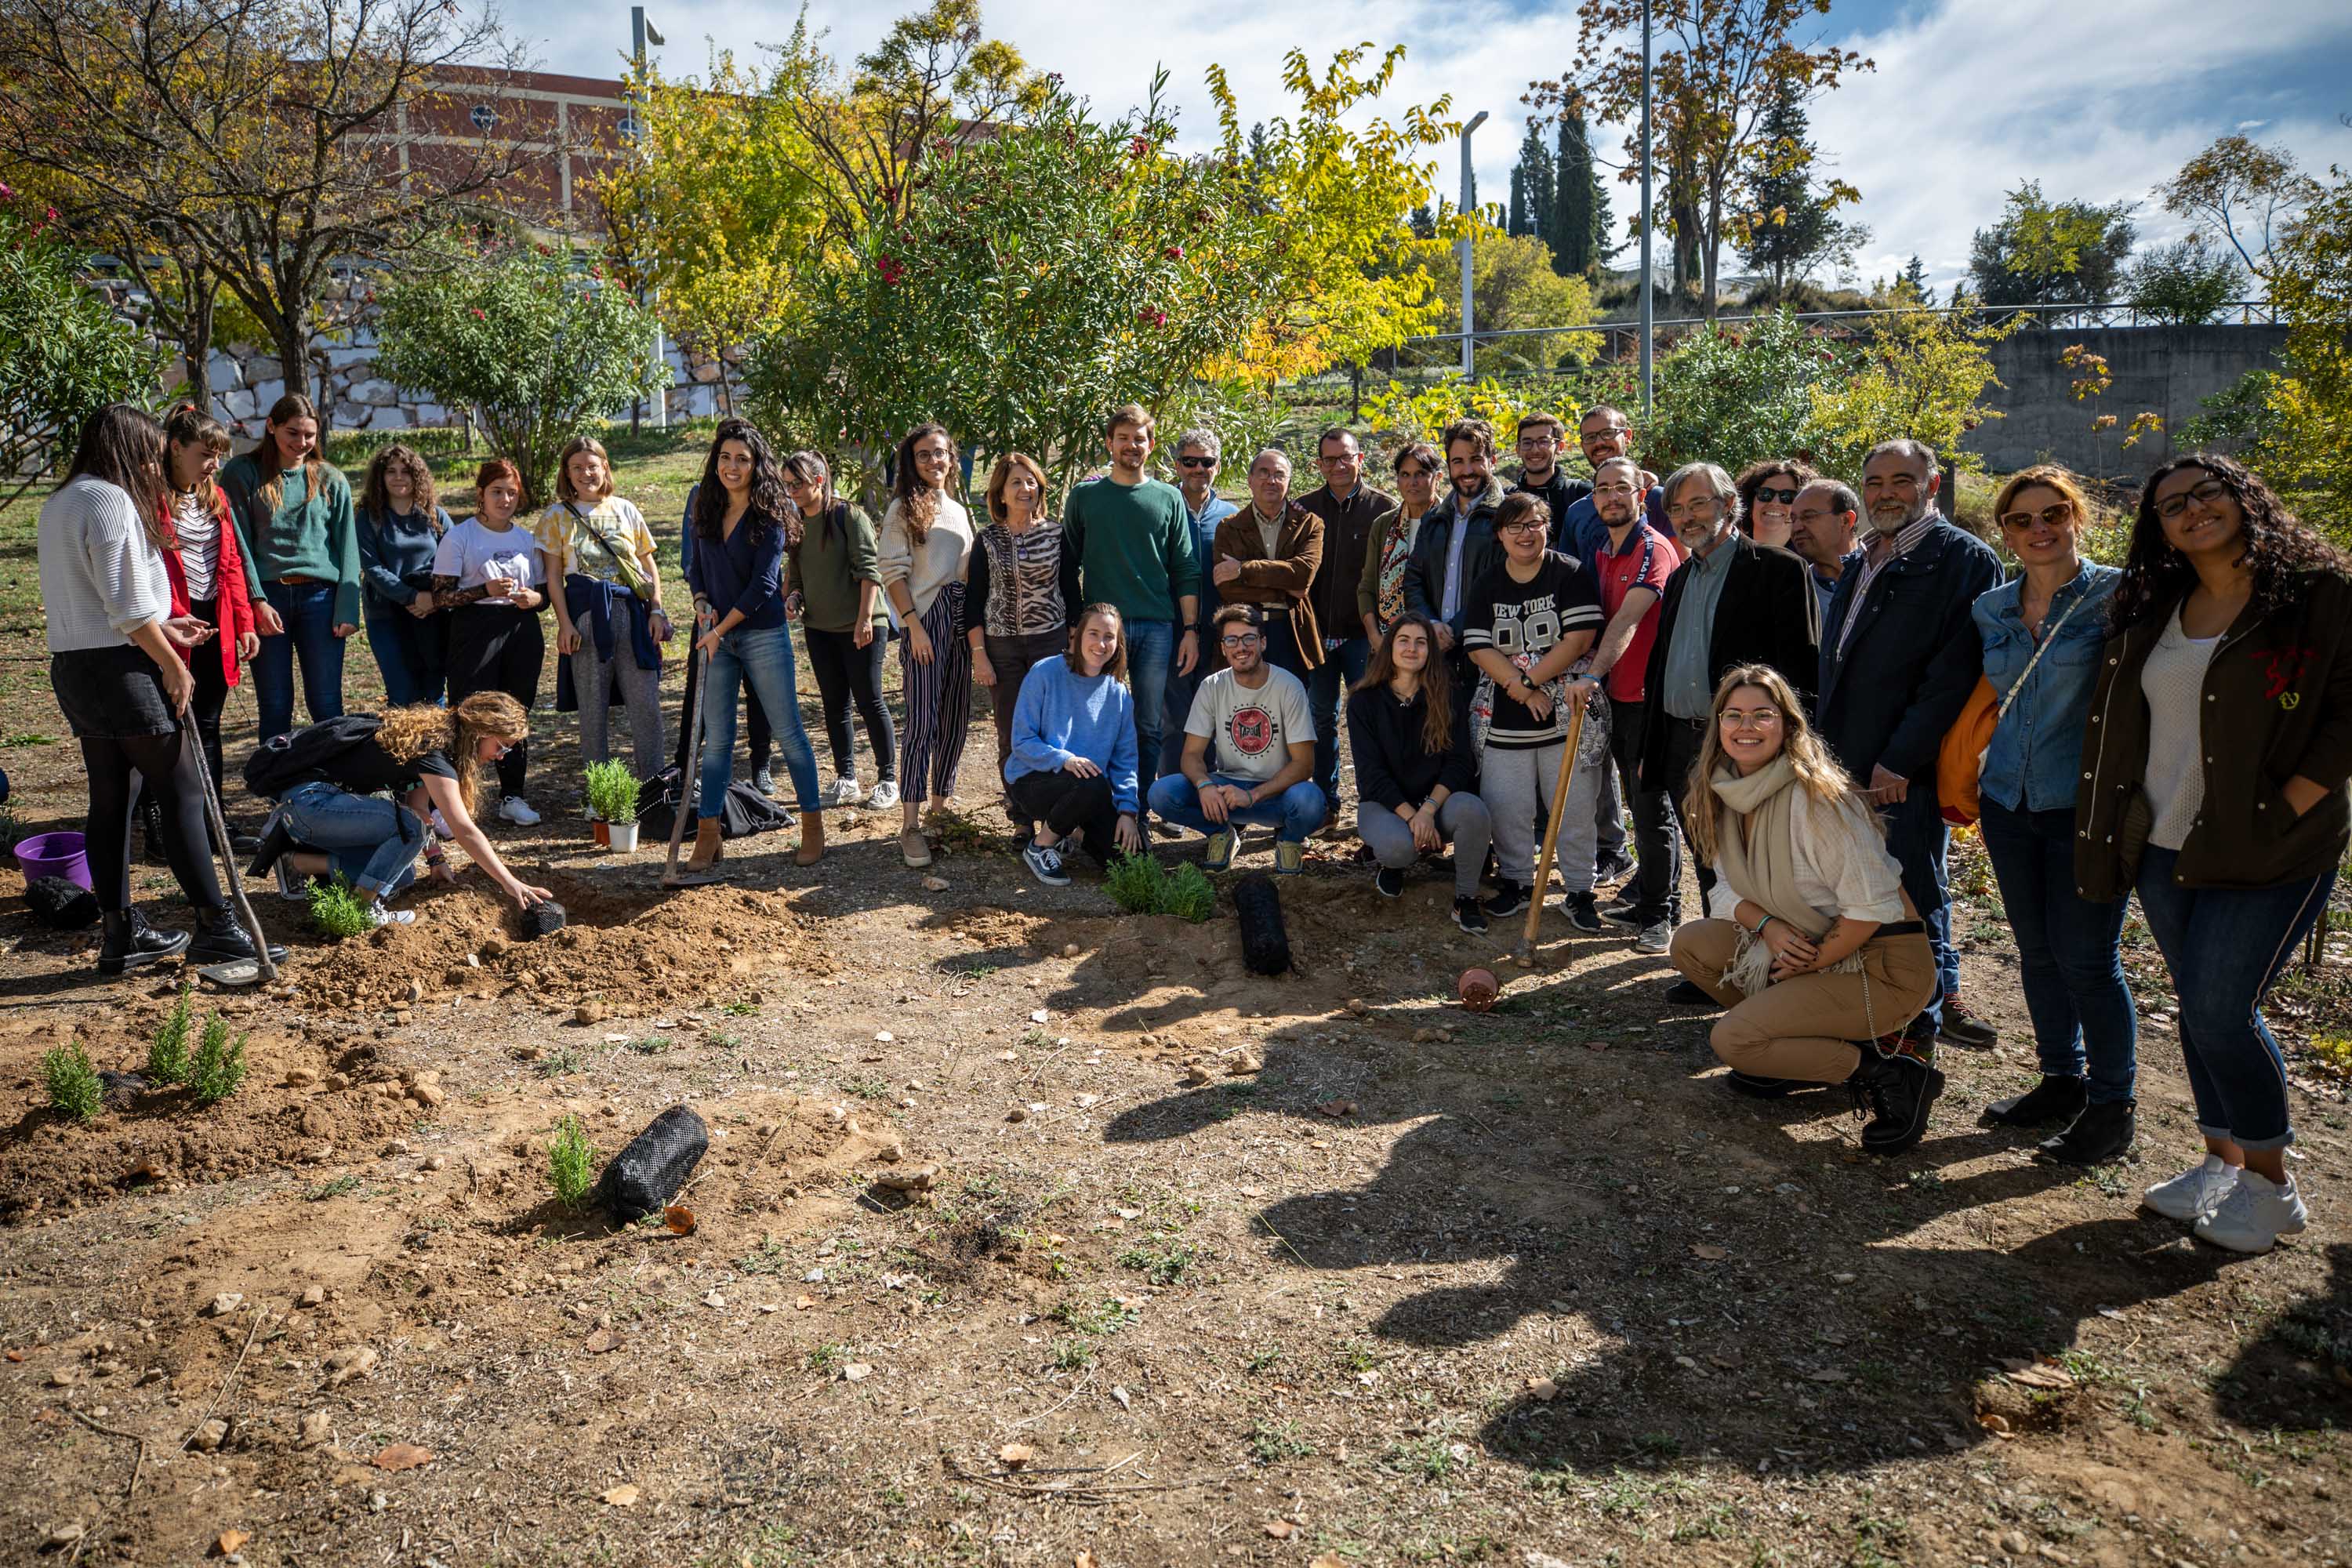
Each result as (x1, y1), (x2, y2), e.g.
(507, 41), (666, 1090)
(307, 873), (373, 939)
(42, 1040), (102, 1121)
(547, 1115), (596, 1207)
(188, 1013), (249, 1105)
(147, 982), (194, 1085)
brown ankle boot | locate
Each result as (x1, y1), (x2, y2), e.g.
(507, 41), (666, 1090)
(794, 810), (824, 866)
(680, 818), (724, 878)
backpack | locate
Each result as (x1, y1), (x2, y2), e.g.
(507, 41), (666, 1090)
(242, 713), (384, 800)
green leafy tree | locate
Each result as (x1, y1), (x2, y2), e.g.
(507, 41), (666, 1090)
(1553, 112), (1602, 276)
(2154, 134), (2318, 285)
(373, 241), (662, 507)
(1410, 228), (1600, 376)
(0, 188), (163, 489)
(1900, 255), (1935, 307)
(1509, 121), (1553, 241)
(1739, 77), (1867, 298)
(2124, 238), (2245, 325)
(1805, 305), (2015, 480)
(1968, 181), (2136, 308)
(1645, 309), (1855, 474)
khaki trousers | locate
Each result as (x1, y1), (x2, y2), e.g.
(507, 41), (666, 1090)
(1669, 919), (1939, 1083)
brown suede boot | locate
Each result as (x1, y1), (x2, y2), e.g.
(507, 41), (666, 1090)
(670, 818), (726, 885)
(794, 810), (825, 866)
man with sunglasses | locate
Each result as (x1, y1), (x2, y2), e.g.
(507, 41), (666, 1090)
(1298, 427), (1395, 810)
(1817, 439), (2003, 1050)
(1149, 604), (1326, 874)
(1160, 430), (1240, 782)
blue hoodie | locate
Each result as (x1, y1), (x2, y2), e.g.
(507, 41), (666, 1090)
(1005, 654), (1141, 814)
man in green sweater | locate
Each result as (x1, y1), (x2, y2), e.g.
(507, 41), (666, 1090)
(1064, 403), (1200, 792)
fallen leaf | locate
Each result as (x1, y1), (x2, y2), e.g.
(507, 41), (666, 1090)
(3, 1349), (20, 1363)
(1978, 1412), (2013, 1436)
(1691, 1243), (1729, 1261)
(583, 1330), (616, 1355)
(1311, 1557), (1347, 1568)
(212, 1529), (250, 1557)
(702, 1290), (727, 1309)
(372, 1443), (434, 1471)
(1265, 1519), (1295, 1539)
(999, 1443), (1034, 1468)
(600, 1483), (641, 1507)
(2001, 1361), (2075, 1391)
(1075, 1553), (1099, 1568)
(794, 1294), (816, 1311)
(842, 1362), (873, 1382)
(664, 1205), (696, 1235)
(1524, 1375), (1559, 1402)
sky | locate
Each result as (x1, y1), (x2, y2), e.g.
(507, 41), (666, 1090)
(515, 0), (2352, 299)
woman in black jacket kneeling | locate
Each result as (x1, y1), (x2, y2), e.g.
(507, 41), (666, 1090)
(1347, 612), (1492, 932)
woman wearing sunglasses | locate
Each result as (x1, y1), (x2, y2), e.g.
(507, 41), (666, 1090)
(2076, 454), (2352, 1252)
(1734, 459), (1817, 550)
(1970, 466), (2133, 1163)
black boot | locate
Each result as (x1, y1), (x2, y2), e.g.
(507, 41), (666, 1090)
(1849, 1049), (1945, 1156)
(139, 792), (169, 864)
(2038, 1098), (2136, 1166)
(247, 810), (296, 879)
(96, 909), (191, 975)
(1726, 1070), (1802, 1098)
(1980, 1074), (2089, 1128)
(191, 906), (288, 967)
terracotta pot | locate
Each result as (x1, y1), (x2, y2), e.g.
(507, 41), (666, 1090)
(1457, 967), (1500, 1012)
(592, 820), (611, 848)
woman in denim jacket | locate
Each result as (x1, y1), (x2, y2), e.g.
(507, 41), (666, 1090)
(1970, 466), (2133, 1163)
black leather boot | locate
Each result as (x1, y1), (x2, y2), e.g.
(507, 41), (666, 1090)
(191, 905), (288, 967)
(1849, 1050), (1946, 1156)
(246, 810), (296, 879)
(96, 909), (191, 975)
(1980, 1074), (2089, 1128)
(2038, 1098), (2136, 1166)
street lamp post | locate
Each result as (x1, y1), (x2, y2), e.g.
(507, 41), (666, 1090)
(630, 5), (666, 431)
(1458, 109), (1487, 379)
(1637, 0), (1653, 422)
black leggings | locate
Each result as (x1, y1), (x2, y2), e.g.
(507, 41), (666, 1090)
(1007, 770), (1120, 863)
(85, 730), (224, 914)
(447, 605), (543, 796)
(804, 626), (897, 782)
(186, 599), (232, 796)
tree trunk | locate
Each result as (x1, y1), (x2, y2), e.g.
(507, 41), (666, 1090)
(183, 270), (217, 416)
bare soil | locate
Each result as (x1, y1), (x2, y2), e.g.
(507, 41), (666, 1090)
(2, 654), (2349, 1568)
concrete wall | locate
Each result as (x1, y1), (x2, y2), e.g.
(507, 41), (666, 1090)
(1962, 324), (2288, 480)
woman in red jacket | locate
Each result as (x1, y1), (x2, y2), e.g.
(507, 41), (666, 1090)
(155, 405), (260, 809)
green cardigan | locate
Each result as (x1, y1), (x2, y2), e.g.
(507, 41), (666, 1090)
(791, 501), (888, 633)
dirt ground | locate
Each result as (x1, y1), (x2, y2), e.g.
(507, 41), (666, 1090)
(2, 634), (2350, 1568)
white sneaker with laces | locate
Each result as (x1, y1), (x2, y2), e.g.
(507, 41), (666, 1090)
(2194, 1169), (2307, 1254)
(495, 795), (542, 826)
(365, 899), (417, 928)
(868, 779), (901, 811)
(2141, 1153), (2238, 1224)
(828, 775), (866, 808)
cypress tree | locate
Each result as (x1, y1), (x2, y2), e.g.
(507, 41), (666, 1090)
(1554, 112), (1599, 275)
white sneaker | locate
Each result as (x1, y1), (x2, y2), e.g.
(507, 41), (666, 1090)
(364, 899), (416, 928)
(2142, 1153), (2238, 1224)
(867, 779), (901, 811)
(2194, 1170), (2308, 1254)
(495, 795), (542, 826)
(827, 775), (866, 808)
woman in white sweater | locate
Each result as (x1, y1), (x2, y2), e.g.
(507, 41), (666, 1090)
(1667, 663), (1942, 1155)
(876, 422), (976, 867)
(38, 405), (277, 975)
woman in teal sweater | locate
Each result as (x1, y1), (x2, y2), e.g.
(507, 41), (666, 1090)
(219, 393), (361, 742)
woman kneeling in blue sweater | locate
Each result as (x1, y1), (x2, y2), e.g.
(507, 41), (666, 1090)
(1004, 603), (1143, 885)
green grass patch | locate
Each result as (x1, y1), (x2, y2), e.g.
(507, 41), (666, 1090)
(1116, 1237), (1203, 1286)
(306, 1174), (365, 1202)
(1048, 1295), (1139, 1337)
(42, 1040), (102, 1121)
(1104, 853), (1216, 921)
(1247, 1417), (1316, 1465)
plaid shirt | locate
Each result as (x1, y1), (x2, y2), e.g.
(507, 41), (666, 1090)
(1831, 513), (1938, 666)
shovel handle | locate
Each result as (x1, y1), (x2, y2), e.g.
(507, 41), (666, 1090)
(1520, 697), (1588, 956)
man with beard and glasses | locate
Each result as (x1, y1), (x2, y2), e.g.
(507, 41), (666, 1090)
(1636, 462), (1820, 1002)
(1816, 439), (2003, 1050)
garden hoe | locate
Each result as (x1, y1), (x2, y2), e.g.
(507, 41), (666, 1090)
(187, 731), (278, 989)
(1512, 695), (1589, 971)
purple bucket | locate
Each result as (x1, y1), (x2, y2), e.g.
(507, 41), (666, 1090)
(14, 831), (92, 891)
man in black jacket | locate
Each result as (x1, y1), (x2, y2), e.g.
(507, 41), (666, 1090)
(1401, 419), (1509, 677)
(1638, 462), (1821, 996)
(1817, 439), (2003, 1048)
(1299, 427), (1396, 808)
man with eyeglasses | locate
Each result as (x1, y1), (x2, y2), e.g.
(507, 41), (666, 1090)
(1786, 479), (1860, 622)
(1508, 412), (1587, 538)
(1210, 449), (1325, 680)
(1149, 604), (1326, 875)
(1298, 427), (1395, 810)
(1637, 462), (1821, 1000)
(1160, 430), (1240, 782)
(1816, 438), (2003, 1050)
(1552, 404), (1670, 561)
(1401, 418), (1509, 674)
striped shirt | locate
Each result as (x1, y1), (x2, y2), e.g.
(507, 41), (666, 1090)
(172, 488), (220, 602)
(39, 476), (170, 652)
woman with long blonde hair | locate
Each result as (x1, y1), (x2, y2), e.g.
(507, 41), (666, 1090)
(1669, 663), (1942, 1155)
(249, 691), (553, 925)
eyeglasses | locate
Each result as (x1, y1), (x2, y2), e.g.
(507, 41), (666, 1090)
(1218, 632), (1261, 648)
(1593, 481), (1637, 498)
(2154, 477), (2230, 521)
(1581, 425), (1628, 445)
(1789, 506), (1843, 526)
(1718, 707), (1783, 729)
(1516, 434), (1559, 448)
(1176, 456), (1216, 469)
(1497, 520), (1547, 536)
(1754, 486), (1799, 506)
(1998, 503), (2075, 532)
(1665, 499), (1721, 520)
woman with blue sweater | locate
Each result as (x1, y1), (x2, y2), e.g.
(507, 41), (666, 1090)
(1972, 466), (2134, 1163)
(680, 419), (824, 878)
(1004, 604), (1143, 885)
(355, 443), (452, 706)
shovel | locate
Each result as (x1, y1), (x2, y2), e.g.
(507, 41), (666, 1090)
(1514, 692), (1589, 970)
(662, 597), (723, 889)
(186, 732), (278, 989)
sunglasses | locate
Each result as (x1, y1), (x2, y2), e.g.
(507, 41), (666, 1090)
(1998, 503), (2074, 532)
(1754, 486), (1799, 506)
(1177, 456), (1216, 469)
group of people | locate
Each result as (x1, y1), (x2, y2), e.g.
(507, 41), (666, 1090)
(38, 393), (2347, 1255)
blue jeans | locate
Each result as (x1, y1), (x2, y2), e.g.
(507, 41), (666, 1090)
(1148, 771), (1328, 844)
(278, 779), (422, 901)
(364, 605), (446, 708)
(1127, 618), (1175, 797)
(2134, 846), (2332, 1151)
(255, 581), (347, 741)
(1979, 797), (2138, 1102)
(699, 624), (819, 815)
(1882, 793), (1957, 1029)
(1306, 635), (1371, 803)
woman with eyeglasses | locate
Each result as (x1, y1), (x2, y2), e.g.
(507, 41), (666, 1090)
(1358, 441), (1442, 640)
(1969, 466), (2134, 1163)
(249, 692), (553, 926)
(1733, 459), (1817, 550)
(1668, 663), (1943, 1156)
(2076, 453), (2352, 1253)
(878, 422), (976, 868)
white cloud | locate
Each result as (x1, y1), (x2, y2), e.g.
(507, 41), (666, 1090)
(517, 0), (2352, 300)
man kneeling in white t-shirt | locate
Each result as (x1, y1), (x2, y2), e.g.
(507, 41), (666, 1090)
(1148, 604), (1327, 873)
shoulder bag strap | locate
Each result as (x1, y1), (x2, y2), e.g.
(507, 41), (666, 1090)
(1994, 590), (2088, 726)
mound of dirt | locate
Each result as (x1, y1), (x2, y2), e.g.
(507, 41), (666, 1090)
(282, 873), (835, 1011)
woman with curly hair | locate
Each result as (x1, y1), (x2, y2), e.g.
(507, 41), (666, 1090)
(678, 418), (825, 880)
(2076, 453), (2352, 1253)
(248, 692), (552, 926)
(356, 441), (452, 708)
(1668, 663), (1942, 1156)
(877, 422), (975, 867)
(1733, 458), (1817, 550)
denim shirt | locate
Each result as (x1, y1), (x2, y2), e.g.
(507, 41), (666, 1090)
(1972, 561), (2119, 812)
